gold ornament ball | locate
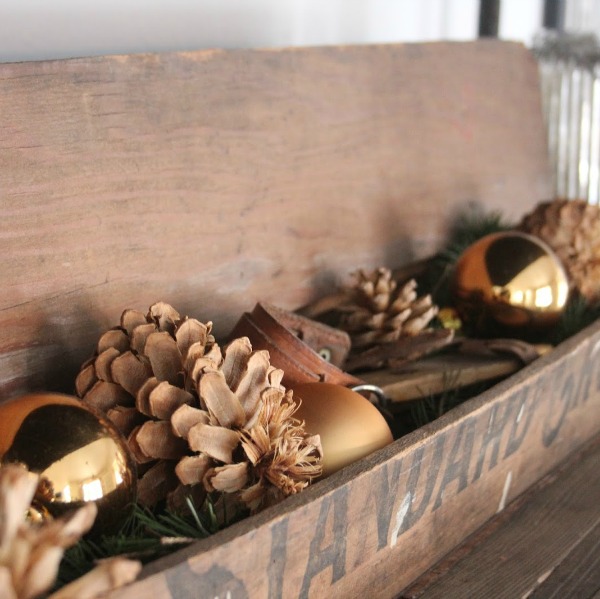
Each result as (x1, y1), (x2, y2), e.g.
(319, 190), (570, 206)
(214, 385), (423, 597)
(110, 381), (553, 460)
(0, 393), (137, 534)
(292, 383), (393, 477)
(451, 231), (569, 333)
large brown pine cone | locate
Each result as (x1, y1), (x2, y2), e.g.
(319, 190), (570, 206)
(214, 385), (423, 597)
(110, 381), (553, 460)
(172, 336), (323, 515)
(75, 302), (216, 507)
(76, 303), (322, 515)
(338, 267), (439, 350)
(519, 199), (600, 303)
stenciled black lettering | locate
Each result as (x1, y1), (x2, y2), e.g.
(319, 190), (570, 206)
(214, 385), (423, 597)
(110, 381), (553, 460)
(268, 518), (288, 599)
(542, 372), (576, 447)
(373, 458), (404, 550)
(504, 387), (535, 459)
(574, 342), (600, 406)
(433, 419), (475, 510)
(396, 435), (445, 535)
(472, 403), (510, 483)
(299, 487), (348, 599)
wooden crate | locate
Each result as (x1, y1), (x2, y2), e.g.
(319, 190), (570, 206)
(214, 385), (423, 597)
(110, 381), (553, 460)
(2, 40), (598, 598)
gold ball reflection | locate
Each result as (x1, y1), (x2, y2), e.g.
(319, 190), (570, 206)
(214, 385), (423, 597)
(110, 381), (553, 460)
(0, 393), (136, 534)
(451, 231), (569, 333)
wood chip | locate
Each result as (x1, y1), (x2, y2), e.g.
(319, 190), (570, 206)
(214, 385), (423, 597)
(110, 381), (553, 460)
(145, 331), (182, 385)
(199, 370), (246, 428)
(175, 318), (211, 359)
(126, 427), (156, 464)
(234, 350), (269, 420)
(83, 380), (134, 412)
(97, 328), (130, 354)
(75, 363), (97, 398)
(130, 322), (157, 355)
(94, 347), (120, 382)
(136, 377), (160, 417)
(187, 423), (240, 463)
(133, 421), (188, 460)
(459, 338), (543, 365)
(148, 302), (180, 334)
(205, 462), (248, 493)
(221, 337), (252, 390)
(111, 351), (151, 397)
(166, 482), (207, 514)
(149, 382), (195, 420)
(184, 340), (214, 371)
(267, 367), (284, 390)
(20, 545), (64, 599)
(106, 406), (144, 437)
(190, 356), (219, 387)
(49, 557), (141, 599)
(348, 328), (455, 372)
(175, 454), (212, 486)
(171, 405), (210, 438)
(120, 309), (147, 337)
(0, 464), (38, 550)
(136, 461), (179, 507)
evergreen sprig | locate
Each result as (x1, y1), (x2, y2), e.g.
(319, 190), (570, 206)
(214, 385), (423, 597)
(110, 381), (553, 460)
(57, 496), (219, 587)
(421, 208), (513, 306)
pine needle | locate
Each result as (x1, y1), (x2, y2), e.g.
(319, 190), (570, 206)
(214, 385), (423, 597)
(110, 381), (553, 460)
(551, 295), (600, 344)
(421, 208), (512, 306)
(57, 495), (219, 587)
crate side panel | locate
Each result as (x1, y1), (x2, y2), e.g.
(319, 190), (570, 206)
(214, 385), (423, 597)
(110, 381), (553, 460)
(107, 321), (600, 598)
(0, 41), (550, 398)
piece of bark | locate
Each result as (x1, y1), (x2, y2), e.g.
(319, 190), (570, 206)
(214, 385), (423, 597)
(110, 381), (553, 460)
(347, 329), (455, 372)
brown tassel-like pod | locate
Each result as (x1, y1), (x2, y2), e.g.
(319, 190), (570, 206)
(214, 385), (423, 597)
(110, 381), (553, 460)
(175, 337), (322, 515)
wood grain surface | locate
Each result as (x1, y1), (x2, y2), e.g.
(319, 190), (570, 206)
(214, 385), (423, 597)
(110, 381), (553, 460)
(104, 319), (600, 599)
(406, 435), (600, 599)
(3, 40), (586, 599)
(0, 40), (551, 399)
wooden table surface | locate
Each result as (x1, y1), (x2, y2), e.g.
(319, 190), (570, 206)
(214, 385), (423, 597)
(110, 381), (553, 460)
(401, 435), (600, 598)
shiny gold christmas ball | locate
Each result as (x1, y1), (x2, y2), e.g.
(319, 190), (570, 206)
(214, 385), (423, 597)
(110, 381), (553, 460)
(292, 383), (393, 477)
(0, 393), (136, 534)
(451, 231), (569, 333)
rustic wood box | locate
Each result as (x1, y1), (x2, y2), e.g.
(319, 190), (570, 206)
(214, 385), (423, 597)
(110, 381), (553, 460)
(2, 40), (600, 598)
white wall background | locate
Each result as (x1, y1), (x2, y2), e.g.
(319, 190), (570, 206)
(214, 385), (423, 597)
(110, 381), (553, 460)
(0, 0), (549, 64)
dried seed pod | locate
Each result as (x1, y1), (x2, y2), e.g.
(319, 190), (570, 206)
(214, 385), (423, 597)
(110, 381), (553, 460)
(174, 337), (322, 515)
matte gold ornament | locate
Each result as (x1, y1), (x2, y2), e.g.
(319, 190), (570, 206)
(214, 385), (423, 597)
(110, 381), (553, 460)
(292, 383), (393, 477)
(451, 231), (569, 333)
(0, 393), (137, 535)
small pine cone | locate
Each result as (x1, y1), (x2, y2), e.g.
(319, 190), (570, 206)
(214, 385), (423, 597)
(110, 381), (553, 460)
(75, 301), (216, 507)
(339, 267), (439, 350)
(172, 337), (323, 515)
(519, 199), (600, 303)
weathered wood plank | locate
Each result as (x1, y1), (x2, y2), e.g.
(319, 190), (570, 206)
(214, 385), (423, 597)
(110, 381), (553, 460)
(0, 41), (551, 399)
(104, 319), (600, 598)
(363, 353), (523, 403)
(530, 520), (600, 598)
(404, 436), (600, 599)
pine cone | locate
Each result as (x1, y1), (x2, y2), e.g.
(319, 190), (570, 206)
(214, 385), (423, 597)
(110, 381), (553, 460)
(0, 464), (95, 599)
(339, 268), (439, 350)
(172, 336), (323, 515)
(519, 199), (600, 303)
(75, 302), (216, 507)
